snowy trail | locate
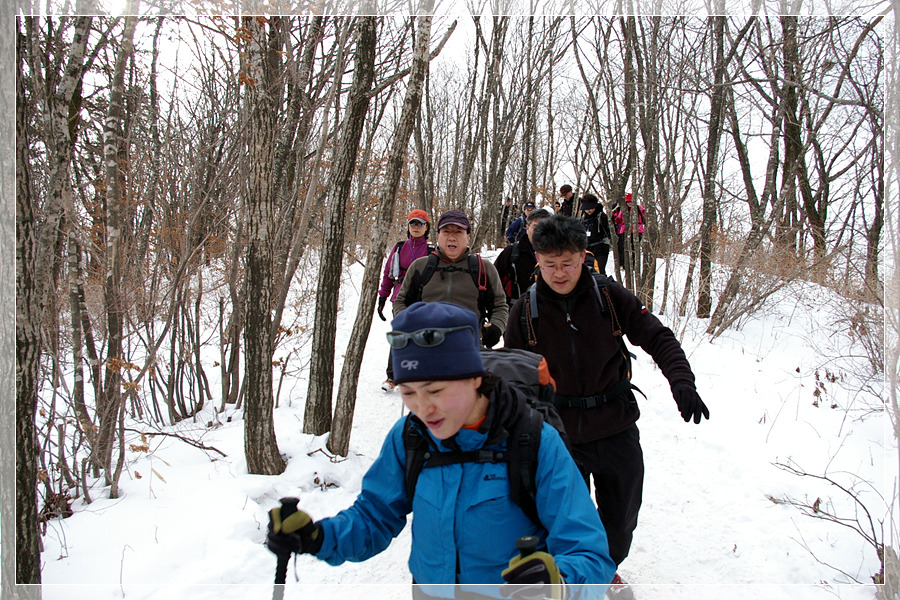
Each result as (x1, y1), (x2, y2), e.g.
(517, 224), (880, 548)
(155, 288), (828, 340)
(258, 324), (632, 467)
(39, 260), (886, 600)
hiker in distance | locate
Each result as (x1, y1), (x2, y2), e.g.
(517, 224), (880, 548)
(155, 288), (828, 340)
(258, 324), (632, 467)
(579, 193), (612, 276)
(265, 301), (616, 599)
(500, 196), (513, 239)
(493, 208), (553, 305)
(504, 215), (709, 597)
(377, 209), (435, 392)
(394, 209), (509, 350)
(557, 185), (575, 217)
(506, 201), (536, 245)
(611, 193), (645, 273)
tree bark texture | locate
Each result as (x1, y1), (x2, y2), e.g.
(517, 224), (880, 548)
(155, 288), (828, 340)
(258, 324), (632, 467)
(697, 14), (726, 319)
(98, 10), (138, 498)
(304, 16), (377, 436)
(14, 22), (43, 586)
(329, 10), (433, 456)
(242, 16), (288, 475)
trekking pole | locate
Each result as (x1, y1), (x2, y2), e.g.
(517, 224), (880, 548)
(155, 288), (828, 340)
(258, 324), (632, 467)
(273, 497), (300, 600)
(516, 535), (539, 558)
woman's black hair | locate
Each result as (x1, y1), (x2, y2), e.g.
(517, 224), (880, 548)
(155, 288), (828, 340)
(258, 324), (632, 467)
(477, 372), (500, 397)
(532, 215), (588, 255)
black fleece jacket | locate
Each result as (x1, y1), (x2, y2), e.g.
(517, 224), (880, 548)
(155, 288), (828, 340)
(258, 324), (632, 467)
(504, 266), (696, 442)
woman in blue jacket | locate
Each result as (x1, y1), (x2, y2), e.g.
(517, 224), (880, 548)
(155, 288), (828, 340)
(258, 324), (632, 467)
(265, 302), (615, 599)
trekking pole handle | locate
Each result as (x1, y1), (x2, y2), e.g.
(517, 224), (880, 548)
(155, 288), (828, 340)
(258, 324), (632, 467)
(274, 497), (300, 586)
(515, 535), (540, 557)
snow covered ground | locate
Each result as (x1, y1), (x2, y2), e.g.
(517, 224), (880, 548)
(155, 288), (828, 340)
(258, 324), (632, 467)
(38, 252), (890, 600)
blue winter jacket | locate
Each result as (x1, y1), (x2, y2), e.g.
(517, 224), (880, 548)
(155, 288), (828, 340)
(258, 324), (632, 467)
(506, 216), (527, 244)
(315, 382), (615, 598)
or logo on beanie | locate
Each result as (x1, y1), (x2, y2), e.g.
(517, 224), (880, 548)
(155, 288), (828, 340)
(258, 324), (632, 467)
(401, 360), (419, 370)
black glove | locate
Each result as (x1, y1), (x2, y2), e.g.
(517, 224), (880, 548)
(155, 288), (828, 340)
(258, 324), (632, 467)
(266, 501), (324, 557)
(501, 550), (565, 600)
(376, 296), (387, 321)
(481, 323), (503, 348)
(672, 383), (709, 424)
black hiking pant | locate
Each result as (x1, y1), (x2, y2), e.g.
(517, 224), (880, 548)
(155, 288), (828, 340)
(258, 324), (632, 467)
(569, 424), (644, 567)
(588, 243), (611, 276)
(386, 351), (394, 381)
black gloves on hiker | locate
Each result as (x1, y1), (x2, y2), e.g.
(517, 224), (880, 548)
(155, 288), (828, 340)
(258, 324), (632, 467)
(672, 382), (710, 424)
(501, 549), (566, 600)
(266, 501), (324, 557)
(481, 323), (502, 348)
(377, 296), (387, 322)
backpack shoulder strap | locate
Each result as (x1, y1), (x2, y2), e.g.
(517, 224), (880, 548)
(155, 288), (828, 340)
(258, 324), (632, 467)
(518, 283), (540, 348)
(589, 273), (622, 337)
(509, 242), (520, 288)
(507, 404), (544, 527)
(403, 414), (432, 499)
(411, 253), (441, 303)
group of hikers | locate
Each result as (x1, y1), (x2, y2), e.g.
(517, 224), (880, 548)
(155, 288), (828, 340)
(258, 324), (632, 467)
(264, 187), (709, 600)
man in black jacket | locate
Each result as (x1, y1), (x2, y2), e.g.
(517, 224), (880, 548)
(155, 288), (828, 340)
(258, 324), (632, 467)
(558, 184), (575, 217)
(504, 215), (709, 595)
(493, 208), (552, 304)
(580, 193), (612, 275)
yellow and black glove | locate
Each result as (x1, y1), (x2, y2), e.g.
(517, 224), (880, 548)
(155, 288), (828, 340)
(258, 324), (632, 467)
(500, 539), (566, 600)
(266, 499), (323, 557)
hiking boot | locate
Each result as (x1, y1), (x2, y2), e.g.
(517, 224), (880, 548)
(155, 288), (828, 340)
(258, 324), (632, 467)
(606, 573), (634, 600)
(381, 379), (395, 392)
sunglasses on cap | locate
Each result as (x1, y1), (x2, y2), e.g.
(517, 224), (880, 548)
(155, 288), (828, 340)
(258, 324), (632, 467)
(386, 325), (474, 349)
(408, 219), (427, 226)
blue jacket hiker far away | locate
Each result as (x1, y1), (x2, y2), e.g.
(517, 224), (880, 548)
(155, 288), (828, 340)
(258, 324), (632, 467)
(314, 379), (616, 598)
(506, 216), (527, 244)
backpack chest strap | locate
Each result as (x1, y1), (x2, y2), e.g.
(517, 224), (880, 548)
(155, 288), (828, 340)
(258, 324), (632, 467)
(421, 448), (508, 469)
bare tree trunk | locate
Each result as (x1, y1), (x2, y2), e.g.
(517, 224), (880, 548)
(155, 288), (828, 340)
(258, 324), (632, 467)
(304, 16), (378, 436)
(242, 16), (288, 475)
(329, 9), (434, 457)
(865, 131), (884, 300)
(67, 230), (94, 439)
(778, 14), (802, 255)
(98, 9), (138, 498)
(31, 15), (92, 334)
(14, 22), (43, 586)
(697, 13), (726, 319)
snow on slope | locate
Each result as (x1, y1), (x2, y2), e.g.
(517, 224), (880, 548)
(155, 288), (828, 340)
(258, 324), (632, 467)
(39, 254), (888, 600)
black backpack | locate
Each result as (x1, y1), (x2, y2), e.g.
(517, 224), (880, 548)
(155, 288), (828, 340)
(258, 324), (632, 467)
(401, 347), (567, 527)
(408, 253), (496, 323)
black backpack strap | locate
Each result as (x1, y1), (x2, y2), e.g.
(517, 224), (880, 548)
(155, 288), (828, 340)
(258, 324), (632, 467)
(590, 274), (638, 379)
(519, 283), (540, 348)
(509, 243), (520, 293)
(507, 406), (544, 527)
(409, 253), (440, 306)
(403, 415), (433, 499)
